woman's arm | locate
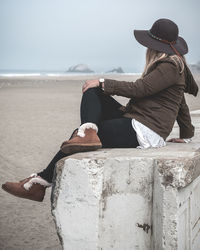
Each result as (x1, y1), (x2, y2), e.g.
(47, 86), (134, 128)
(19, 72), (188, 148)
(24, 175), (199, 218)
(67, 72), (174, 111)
(176, 94), (194, 139)
(103, 61), (179, 98)
(82, 61), (178, 97)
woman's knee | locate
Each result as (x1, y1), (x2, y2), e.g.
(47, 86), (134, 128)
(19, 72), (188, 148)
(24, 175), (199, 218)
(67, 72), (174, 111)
(81, 87), (102, 105)
(83, 87), (101, 96)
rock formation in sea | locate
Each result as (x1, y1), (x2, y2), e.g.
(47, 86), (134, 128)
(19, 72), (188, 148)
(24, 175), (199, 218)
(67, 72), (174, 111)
(67, 64), (94, 73)
(106, 67), (124, 73)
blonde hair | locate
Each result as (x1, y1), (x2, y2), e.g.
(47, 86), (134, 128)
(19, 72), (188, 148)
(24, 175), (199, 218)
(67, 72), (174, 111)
(141, 48), (186, 78)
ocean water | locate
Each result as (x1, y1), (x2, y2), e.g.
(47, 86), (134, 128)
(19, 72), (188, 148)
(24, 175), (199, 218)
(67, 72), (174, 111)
(0, 70), (140, 77)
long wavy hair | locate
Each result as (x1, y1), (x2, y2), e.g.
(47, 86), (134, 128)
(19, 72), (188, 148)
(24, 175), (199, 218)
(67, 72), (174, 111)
(141, 48), (186, 78)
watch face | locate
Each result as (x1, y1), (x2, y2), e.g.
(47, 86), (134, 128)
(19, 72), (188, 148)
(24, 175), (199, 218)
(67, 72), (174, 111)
(99, 78), (104, 83)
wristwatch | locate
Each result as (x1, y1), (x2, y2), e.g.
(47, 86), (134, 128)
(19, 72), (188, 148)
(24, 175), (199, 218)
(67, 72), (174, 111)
(99, 78), (105, 89)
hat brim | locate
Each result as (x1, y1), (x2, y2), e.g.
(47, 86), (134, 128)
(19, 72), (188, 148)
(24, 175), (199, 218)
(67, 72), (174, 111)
(134, 30), (188, 55)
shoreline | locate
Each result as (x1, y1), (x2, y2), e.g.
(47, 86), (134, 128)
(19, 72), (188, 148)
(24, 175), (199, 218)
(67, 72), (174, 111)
(0, 73), (141, 81)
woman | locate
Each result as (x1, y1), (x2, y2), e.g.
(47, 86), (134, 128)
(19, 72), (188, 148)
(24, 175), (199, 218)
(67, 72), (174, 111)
(2, 18), (198, 202)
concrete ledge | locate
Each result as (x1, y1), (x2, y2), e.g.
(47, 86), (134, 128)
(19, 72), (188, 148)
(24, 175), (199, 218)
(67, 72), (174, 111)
(51, 112), (200, 250)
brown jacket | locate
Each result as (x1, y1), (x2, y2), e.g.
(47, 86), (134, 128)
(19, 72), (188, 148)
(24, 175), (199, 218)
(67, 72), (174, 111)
(104, 58), (198, 140)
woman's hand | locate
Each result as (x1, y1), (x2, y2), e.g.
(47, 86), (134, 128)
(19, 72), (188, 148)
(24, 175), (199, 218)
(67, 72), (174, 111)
(167, 138), (186, 143)
(82, 79), (99, 93)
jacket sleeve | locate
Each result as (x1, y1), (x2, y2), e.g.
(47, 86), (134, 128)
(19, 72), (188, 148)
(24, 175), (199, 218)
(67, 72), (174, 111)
(104, 62), (178, 98)
(176, 95), (194, 138)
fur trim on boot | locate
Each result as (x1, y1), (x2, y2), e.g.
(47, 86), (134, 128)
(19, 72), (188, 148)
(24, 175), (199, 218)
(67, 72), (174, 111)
(77, 122), (98, 137)
(23, 173), (52, 191)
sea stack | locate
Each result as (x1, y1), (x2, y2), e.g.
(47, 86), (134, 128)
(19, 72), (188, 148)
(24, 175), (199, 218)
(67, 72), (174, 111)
(106, 67), (124, 73)
(67, 64), (94, 73)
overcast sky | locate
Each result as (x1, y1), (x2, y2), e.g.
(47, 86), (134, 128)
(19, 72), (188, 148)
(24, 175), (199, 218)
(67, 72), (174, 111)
(0, 0), (199, 73)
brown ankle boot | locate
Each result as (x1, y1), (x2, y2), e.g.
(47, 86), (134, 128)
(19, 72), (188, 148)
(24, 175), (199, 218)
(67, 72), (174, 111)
(61, 123), (102, 154)
(2, 174), (51, 202)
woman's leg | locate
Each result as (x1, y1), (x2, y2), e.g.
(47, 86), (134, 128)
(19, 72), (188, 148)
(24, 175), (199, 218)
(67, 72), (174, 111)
(98, 117), (139, 148)
(60, 87), (129, 154)
(80, 87), (124, 124)
(37, 150), (68, 183)
(37, 128), (78, 183)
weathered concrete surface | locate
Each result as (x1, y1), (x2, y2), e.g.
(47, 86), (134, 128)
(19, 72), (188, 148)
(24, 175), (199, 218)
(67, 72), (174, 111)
(51, 111), (200, 250)
(52, 157), (154, 249)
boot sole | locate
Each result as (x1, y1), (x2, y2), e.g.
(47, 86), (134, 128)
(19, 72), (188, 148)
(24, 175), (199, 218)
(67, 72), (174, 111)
(2, 184), (44, 202)
(61, 143), (102, 154)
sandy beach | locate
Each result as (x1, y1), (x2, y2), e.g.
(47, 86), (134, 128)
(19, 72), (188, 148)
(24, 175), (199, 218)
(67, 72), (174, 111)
(0, 73), (200, 250)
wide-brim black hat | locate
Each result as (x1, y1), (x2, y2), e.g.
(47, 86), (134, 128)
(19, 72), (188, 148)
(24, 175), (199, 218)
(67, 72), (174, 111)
(134, 19), (188, 56)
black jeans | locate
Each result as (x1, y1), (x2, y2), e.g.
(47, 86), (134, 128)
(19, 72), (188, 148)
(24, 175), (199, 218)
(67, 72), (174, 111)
(38, 88), (139, 183)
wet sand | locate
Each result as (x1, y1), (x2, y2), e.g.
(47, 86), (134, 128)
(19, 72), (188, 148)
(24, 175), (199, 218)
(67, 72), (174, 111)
(0, 74), (199, 250)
